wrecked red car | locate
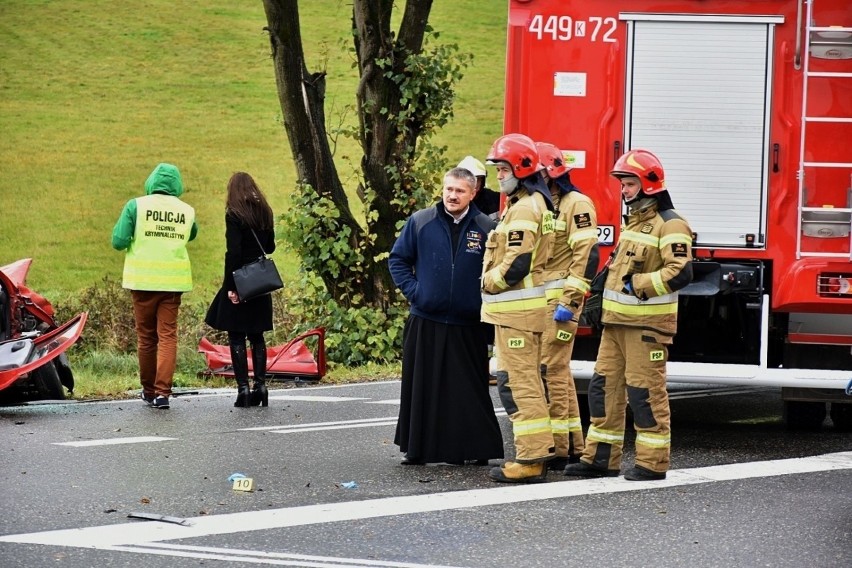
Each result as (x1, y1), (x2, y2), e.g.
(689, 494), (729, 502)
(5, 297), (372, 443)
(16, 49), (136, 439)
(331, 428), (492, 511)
(198, 327), (327, 383)
(0, 258), (87, 401)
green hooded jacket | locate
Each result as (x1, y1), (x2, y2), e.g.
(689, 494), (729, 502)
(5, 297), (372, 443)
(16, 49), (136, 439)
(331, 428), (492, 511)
(111, 163), (199, 291)
(112, 163), (198, 250)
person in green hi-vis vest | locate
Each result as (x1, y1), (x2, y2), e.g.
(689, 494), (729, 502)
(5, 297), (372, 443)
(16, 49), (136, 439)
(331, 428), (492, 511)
(112, 163), (199, 410)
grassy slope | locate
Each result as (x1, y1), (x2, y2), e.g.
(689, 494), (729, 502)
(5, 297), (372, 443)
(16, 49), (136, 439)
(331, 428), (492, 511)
(0, 1), (507, 304)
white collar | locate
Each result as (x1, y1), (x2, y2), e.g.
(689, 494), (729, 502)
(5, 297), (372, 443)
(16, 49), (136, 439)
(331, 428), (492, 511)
(444, 205), (470, 224)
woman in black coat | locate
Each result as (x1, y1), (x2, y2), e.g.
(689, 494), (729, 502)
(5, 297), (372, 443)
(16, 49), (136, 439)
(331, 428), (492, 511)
(205, 172), (276, 407)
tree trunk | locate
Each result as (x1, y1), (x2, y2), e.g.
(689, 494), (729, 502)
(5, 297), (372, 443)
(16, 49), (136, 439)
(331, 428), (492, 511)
(263, 0), (435, 309)
(263, 0), (368, 300)
(352, 0), (434, 295)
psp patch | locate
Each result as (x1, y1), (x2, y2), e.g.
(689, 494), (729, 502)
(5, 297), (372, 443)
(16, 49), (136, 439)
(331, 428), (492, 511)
(507, 230), (525, 246)
(649, 350), (665, 362)
(672, 242), (688, 257)
(641, 223), (654, 234)
(507, 337), (525, 349)
(556, 330), (573, 342)
(573, 213), (592, 229)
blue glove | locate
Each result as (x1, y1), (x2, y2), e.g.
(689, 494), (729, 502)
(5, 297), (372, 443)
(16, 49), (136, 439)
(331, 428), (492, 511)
(623, 279), (634, 295)
(553, 304), (574, 322)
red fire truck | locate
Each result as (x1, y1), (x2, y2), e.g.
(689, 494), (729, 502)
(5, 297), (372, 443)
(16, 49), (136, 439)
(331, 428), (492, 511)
(502, 0), (852, 429)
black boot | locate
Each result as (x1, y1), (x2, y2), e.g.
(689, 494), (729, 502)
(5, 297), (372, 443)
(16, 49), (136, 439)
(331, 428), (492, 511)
(250, 342), (269, 407)
(230, 343), (251, 408)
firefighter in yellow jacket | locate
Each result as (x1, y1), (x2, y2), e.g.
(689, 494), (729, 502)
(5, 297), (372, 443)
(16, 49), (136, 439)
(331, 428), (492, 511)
(481, 133), (555, 483)
(535, 142), (599, 470)
(564, 149), (692, 481)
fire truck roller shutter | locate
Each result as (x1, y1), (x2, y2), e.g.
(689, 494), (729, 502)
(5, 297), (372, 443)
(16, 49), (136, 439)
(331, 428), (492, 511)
(622, 15), (781, 248)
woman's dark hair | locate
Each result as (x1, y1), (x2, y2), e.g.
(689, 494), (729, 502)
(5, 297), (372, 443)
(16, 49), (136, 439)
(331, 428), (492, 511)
(226, 172), (274, 230)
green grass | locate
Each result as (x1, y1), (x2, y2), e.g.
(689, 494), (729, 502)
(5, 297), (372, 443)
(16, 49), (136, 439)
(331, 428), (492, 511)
(69, 351), (401, 401)
(0, 1), (507, 397)
(0, 1), (506, 298)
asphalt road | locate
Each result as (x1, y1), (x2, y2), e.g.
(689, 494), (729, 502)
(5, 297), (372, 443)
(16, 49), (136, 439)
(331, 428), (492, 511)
(0, 380), (850, 568)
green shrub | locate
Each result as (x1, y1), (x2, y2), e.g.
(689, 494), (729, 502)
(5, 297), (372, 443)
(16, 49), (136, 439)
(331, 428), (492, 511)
(52, 274), (362, 374)
(279, 271), (407, 367)
(54, 276), (137, 353)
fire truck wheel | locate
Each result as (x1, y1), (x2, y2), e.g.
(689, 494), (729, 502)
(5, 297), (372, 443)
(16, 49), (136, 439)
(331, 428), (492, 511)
(829, 403), (852, 432)
(31, 361), (66, 401)
(783, 401), (826, 431)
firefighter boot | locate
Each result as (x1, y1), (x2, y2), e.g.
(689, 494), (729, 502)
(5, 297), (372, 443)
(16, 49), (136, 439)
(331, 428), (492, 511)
(548, 454), (581, 471)
(488, 461), (547, 484)
(250, 343), (269, 407)
(230, 343), (251, 408)
(624, 465), (666, 481)
(563, 460), (619, 478)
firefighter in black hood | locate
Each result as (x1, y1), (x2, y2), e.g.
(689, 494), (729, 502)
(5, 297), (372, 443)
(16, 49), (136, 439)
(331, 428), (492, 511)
(536, 141), (599, 470)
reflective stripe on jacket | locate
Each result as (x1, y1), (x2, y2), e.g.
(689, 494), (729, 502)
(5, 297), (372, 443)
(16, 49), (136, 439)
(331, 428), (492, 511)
(541, 190), (599, 312)
(602, 204), (692, 335)
(481, 190), (554, 332)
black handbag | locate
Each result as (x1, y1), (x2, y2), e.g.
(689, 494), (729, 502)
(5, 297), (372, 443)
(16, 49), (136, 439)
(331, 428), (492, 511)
(232, 229), (283, 302)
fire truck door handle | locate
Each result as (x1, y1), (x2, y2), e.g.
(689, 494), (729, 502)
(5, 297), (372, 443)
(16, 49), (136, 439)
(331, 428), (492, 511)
(794, 0), (803, 70)
(772, 143), (779, 173)
(614, 141), (621, 163)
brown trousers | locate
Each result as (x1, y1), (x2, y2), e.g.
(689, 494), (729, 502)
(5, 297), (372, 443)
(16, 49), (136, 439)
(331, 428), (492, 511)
(541, 301), (585, 459)
(131, 291), (182, 397)
(582, 325), (671, 473)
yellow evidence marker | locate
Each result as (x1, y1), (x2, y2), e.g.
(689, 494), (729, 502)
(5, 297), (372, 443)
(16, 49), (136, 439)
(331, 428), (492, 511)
(232, 477), (255, 492)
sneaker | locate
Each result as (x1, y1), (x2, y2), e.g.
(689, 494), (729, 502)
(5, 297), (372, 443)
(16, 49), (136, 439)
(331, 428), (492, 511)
(140, 392), (155, 406)
(623, 465), (666, 481)
(563, 461), (619, 478)
(151, 395), (170, 409)
(488, 461), (547, 483)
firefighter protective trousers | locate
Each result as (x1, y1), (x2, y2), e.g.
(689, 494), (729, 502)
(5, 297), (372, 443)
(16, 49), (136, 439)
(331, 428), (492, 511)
(495, 326), (554, 462)
(541, 299), (584, 459)
(540, 187), (598, 460)
(584, 325), (671, 472)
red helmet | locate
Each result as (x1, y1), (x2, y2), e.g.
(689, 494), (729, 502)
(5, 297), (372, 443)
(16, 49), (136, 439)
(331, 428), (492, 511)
(486, 133), (544, 179)
(535, 142), (569, 178)
(611, 149), (666, 194)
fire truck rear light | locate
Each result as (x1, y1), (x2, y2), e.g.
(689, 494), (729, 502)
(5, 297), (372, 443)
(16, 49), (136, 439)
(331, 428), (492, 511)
(818, 274), (852, 297)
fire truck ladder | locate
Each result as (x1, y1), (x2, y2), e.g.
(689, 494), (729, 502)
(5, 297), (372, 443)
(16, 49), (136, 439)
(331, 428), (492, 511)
(797, 0), (852, 260)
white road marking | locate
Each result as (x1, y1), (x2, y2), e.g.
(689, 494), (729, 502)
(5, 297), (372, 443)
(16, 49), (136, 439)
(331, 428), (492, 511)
(268, 421), (397, 434)
(53, 436), (177, 447)
(268, 395), (370, 402)
(242, 412), (507, 435)
(2, 451), (849, 548)
(105, 542), (466, 568)
(240, 417), (397, 432)
(365, 388), (759, 404)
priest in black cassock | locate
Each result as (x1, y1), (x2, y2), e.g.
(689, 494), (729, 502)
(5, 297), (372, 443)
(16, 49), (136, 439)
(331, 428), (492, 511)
(388, 167), (504, 466)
